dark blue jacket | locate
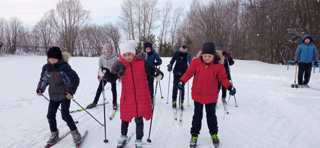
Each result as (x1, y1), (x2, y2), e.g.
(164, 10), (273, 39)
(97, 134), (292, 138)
(169, 51), (191, 76)
(37, 62), (80, 101)
(146, 50), (162, 74)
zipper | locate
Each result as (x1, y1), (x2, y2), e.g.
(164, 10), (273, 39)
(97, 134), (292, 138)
(130, 63), (139, 117)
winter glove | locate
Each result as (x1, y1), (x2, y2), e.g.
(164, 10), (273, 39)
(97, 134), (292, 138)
(65, 92), (74, 100)
(167, 64), (173, 72)
(177, 82), (184, 90)
(111, 62), (125, 77)
(154, 68), (164, 81)
(36, 88), (44, 96)
(314, 61), (318, 67)
(228, 87), (236, 96)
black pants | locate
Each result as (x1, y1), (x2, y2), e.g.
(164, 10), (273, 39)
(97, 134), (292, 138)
(191, 102), (218, 136)
(298, 63), (312, 85)
(218, 83), (227, 99)
(47, 99), (77, 132)
(121, 117), (144, 140)
(172, 75), (185, 103)
(93, 80), (117, 106)
(148, 77), (154, 103)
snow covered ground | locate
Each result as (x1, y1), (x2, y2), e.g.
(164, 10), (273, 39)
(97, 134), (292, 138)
(0, 56), (319, 148)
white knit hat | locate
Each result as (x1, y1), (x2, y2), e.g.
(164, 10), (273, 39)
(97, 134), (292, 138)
(120, 40), (137, 55)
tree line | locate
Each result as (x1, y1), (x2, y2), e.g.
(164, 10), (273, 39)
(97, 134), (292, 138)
(177, 0), (320, 63)
(1, 0), (319, 63)
(0, 0), (120, 57)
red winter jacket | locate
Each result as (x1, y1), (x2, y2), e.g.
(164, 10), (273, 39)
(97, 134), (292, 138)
(180, 58), (231, 104)
(119, 57), (153, 122)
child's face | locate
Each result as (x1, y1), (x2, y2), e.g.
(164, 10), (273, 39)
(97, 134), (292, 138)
(304, 38), (311, 44)
(48, 58), (59, 64)
(201, 54), (214, 64)
(145, 47), (152, 53)
(123, 53), (135, 62)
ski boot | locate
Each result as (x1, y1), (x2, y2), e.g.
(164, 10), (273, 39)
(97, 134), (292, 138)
(86, 102), (97, 109)
(46, 131), (59, 145)
(71, 130), (82, 144)
(211, 133), (220, 148)
(117, 135), (128, 148)
(172, 101), (177, 109)
(135, 139), (143, 148)
(189, 135), (198, 148)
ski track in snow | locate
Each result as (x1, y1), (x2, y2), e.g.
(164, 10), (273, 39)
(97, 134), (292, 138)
(0, 56), (319, 148)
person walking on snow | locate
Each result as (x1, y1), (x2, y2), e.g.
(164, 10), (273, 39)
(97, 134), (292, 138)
(216, 50), (235, 104)
(87, 42), (119, 110)
(36, 47), (82, 145)
(111, 40), (154, 148)
(295, 35), (319, 87)
(167, 45), (191, 109)
(178, 42), (236, 147)
(143, 42), (162, 102)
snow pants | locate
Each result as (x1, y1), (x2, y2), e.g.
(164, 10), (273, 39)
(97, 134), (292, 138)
(298, 63), (312, 85)
(121, 117), (144, 140)
(172, 74), (185, 103)
(191, 102), (218, 136)
(93, 79), (117, 106)
(47, 99), (77, 132)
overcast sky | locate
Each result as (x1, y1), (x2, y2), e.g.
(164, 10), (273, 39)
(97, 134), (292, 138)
(0, 0), (194, 26)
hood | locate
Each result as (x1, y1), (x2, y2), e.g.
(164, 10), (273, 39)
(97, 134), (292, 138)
(302, 34), (314, 44)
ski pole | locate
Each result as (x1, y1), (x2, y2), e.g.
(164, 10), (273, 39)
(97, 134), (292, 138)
(147, 77), (160, 143)
(154, 80), (159, 102)
(291, 64), (298, 88)
(187, 82), (190, 107)
(158, 81), (164, 99)
(228, 94), (239, 107)
(166, 71), (171, 104)
(226, 56), (239, 106)
(71, 98), (104, 127)
(147, 106), (154, 143)
(101, 81), (109, 143)
(40, 94), (79, 124)
(178, 88), (183, 122)
(233, 95), (239, 107)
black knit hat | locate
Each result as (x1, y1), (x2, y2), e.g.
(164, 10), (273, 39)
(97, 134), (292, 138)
(47, 46), (62, 60)
(202, 42), (216, 55)
(144, 42), (153, 50)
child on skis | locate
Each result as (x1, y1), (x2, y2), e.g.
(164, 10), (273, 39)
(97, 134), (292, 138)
(178, 42), (236, 147)
(167, 45), (191, 109)
(111, 40), (154, 148)
(295, 35), (319, 87)
(216, 50), (235, 104)
(36, 47), (82, 146)
(143, 42), (162, 102)
(87, 41), (119, 110)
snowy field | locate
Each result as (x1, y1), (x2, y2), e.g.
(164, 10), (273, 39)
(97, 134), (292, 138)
(0, 56), (320, 148)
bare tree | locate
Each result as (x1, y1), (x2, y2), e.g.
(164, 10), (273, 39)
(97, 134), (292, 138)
(120, 0), (159, 41)
(5, 18), (24, 54)
(158, 1), (172, 53)
(34, 11), (56, 51)
(49, 0), (89, 54)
